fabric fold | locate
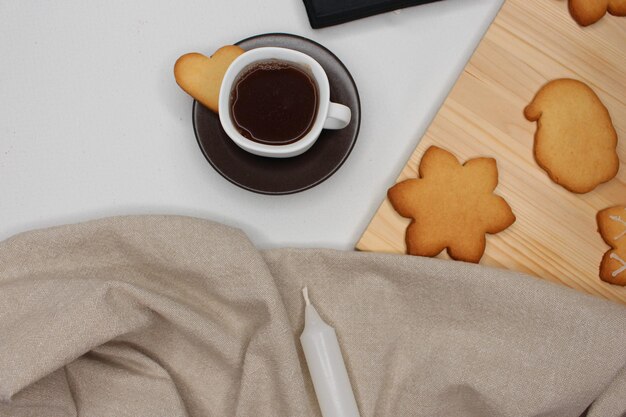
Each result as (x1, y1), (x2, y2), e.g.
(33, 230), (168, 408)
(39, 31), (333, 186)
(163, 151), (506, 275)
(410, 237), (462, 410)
(0, 216), (624, 417)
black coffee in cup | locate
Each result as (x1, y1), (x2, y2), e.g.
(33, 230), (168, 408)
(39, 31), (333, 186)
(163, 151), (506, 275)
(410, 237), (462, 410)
(230, 60), (319, 145)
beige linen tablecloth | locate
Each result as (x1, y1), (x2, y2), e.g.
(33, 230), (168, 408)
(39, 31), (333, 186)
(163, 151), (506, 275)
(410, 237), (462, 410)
(0, 216), (625, 417)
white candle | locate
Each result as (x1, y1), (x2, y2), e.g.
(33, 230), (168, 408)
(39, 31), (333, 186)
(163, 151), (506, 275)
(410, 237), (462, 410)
(300, 287), (361, 417)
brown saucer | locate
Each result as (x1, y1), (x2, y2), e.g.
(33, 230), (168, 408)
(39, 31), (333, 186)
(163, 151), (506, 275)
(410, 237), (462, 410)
(192, 33), (361, 195)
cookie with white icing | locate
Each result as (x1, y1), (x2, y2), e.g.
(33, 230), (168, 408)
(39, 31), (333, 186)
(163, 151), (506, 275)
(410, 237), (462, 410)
(597, 205), (626, 286)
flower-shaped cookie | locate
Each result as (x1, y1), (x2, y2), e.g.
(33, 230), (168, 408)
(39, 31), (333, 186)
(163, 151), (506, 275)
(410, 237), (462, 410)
(569, 0), (626, 26)
(388, 146), (515, 263)
(597, 206), (626, 286)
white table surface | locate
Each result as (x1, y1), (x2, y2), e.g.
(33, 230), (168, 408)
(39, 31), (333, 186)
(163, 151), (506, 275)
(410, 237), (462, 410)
(0, 0), (503, 249)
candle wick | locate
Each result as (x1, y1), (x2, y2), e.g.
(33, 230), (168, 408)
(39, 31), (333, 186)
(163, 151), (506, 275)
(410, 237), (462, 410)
(302, 287), (311, 306)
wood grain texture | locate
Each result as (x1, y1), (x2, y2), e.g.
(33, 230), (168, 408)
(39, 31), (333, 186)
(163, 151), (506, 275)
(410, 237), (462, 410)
(356, 0), (626, 304)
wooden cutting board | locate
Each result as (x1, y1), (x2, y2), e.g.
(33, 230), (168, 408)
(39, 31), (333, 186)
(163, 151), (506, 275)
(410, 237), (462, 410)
(357, 0), (626, 305)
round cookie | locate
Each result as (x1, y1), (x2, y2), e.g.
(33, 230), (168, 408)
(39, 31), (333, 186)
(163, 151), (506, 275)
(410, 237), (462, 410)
(524, 79), (619, 194)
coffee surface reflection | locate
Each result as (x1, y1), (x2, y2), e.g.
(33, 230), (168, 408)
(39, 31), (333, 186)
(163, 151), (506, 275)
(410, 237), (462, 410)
(230, 60), (319, 145)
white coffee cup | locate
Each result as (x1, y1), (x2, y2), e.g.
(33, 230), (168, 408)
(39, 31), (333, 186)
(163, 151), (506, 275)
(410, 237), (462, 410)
(218, 47), (352, 158)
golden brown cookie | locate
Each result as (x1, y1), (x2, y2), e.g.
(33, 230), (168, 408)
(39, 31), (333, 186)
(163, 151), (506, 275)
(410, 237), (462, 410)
(524, 79), (619, 194)
(569, 0), (626, 26)
(387, 146), (515, 263)
(597, 206), (626, 286)
(174, 45), (244, 113)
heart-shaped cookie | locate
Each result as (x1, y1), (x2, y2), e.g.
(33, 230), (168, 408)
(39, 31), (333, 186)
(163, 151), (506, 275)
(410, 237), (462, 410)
(174, 45), (244, 113)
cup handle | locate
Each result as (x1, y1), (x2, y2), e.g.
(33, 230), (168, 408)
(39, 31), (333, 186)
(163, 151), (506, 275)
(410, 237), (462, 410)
(323, 102), (351, 130)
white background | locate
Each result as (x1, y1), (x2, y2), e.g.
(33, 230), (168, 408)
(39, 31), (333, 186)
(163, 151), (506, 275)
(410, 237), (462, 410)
(0, 0), (503, 249)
